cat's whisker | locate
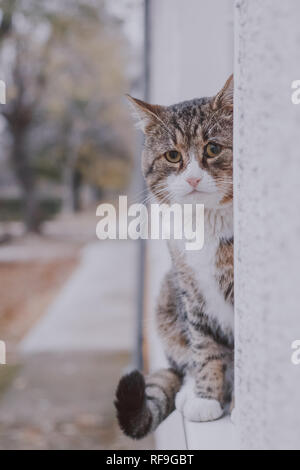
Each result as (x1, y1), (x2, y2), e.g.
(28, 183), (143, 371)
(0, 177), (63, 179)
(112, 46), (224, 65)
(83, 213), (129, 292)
(143, 189), (168, 205)
(141, 186), (167, 202)
(132, 186), (168, 205)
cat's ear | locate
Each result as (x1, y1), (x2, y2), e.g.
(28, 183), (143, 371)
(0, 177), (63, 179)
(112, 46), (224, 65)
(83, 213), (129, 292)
(213, 74), (234, 110)
(126, 95), (164, 133)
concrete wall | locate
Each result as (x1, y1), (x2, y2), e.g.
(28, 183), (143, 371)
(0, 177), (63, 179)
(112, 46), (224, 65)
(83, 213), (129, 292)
(149, 0), (233, 104)
(234, 0), (300, 450)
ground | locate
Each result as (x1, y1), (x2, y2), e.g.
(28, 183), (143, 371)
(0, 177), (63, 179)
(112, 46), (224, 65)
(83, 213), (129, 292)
(0, 352), (151, 450)
(0, 258), (77, 356)
(0, 212), (154, 450)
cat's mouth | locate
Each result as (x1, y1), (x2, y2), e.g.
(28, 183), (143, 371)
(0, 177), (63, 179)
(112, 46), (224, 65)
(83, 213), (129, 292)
(181, 188), (223, 208)
(186, 189), (212, 195)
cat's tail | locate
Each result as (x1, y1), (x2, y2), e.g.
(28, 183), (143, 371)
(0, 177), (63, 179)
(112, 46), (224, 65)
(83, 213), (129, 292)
(115, 368), (182, 439)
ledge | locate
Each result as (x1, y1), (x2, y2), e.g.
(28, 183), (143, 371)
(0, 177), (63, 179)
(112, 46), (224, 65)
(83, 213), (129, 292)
(154, 408), (238, 450)
(184, 415), (238, 450)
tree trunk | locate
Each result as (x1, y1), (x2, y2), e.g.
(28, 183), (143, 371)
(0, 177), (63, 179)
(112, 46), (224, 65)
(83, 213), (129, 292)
(71, 169), (82, 212)
(62, 161), (82, 213)
(11, 129), (41, 233)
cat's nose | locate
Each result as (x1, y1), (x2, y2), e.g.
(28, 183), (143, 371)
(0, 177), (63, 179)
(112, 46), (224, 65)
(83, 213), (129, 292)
(186, 177), (201, 188)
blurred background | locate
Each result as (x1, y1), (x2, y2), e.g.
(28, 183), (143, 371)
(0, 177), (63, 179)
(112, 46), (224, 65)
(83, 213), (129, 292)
(1, 0), (298, 452)
(0, 0), (153, 450)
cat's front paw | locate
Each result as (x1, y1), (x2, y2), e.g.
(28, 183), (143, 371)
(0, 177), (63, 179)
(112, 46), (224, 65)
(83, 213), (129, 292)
(183, 397), (223, 422)
(175, 381), (223, 422)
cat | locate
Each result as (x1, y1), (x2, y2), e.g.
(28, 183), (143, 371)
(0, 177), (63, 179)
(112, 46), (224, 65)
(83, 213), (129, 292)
(115, 75), (234, 439)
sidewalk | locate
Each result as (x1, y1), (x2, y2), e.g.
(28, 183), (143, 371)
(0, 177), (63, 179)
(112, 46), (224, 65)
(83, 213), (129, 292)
(21, 241), (136, 353)
(0, 240), (153, 450)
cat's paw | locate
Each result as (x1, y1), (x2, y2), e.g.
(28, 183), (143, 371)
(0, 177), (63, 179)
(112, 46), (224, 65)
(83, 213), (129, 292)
(183, 397), (223, 422)
(175, 379), (223, 422)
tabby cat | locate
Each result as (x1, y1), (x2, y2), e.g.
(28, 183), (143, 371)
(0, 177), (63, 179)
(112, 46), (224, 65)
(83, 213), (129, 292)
(115, 75), (234, 439)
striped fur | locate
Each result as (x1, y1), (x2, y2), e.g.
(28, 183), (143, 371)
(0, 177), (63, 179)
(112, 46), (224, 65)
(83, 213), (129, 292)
(115, 369), (182, 439)
(116, 76), (234, 438)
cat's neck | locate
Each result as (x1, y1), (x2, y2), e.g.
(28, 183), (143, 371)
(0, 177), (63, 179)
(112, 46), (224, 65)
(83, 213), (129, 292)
(204, 203), (233, 241)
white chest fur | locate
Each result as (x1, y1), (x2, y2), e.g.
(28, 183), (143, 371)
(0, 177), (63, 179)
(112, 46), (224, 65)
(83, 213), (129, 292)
(185, 236), (234, 338)
(173, 205), (234, 338)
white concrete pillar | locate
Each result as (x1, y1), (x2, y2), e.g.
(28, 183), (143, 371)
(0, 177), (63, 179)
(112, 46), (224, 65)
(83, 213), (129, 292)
(234, 0), (300, 450)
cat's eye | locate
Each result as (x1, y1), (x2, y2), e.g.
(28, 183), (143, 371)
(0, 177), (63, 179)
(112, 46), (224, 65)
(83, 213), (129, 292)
(164, 150), (182, 163)
(205, 142), (222, 158)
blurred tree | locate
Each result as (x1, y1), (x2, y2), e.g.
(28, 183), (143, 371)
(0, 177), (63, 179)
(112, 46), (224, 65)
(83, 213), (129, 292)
(0, 0), (50, 231)
(0, 0), (134, 231)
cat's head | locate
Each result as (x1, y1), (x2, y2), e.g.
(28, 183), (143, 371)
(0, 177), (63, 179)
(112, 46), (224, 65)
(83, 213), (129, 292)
(129, 75), (233, 209)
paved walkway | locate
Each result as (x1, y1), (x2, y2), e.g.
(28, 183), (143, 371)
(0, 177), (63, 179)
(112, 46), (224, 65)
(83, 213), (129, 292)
(21, 241), (136, 353)
(0, 240), (153, 450)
